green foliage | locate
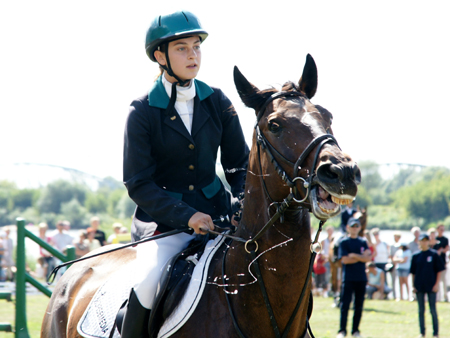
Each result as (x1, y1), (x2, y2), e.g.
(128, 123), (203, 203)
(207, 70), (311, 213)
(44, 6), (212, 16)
(2, 162), (450, 230)
(392, 176), (450, 222)
(351, 161), (450, 228)
(36, 180), (87, 214)
(0, 177), (133, 229)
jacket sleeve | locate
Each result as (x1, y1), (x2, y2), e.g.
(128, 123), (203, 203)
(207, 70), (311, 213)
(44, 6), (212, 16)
(123, 98), (197, 229)
(217, 90), (249, 198)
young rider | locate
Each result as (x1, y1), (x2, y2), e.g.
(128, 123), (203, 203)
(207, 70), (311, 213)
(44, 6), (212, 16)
(121, 10), (249, 337)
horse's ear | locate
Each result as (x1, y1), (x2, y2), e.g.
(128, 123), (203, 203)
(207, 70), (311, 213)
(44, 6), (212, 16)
(233, 66), (264, 111)
(298, 54), (318, 99)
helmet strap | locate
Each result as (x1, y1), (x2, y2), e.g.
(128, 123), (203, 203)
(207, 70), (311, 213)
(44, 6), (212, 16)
(159, 42), (191, 116)
(161, 42), (191, 87)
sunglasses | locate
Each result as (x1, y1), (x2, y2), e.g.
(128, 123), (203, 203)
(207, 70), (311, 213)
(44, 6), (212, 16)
(349, 224), (361, 228)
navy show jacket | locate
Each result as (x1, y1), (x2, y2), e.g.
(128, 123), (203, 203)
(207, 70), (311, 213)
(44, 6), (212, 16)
(123, 77), (249, 233)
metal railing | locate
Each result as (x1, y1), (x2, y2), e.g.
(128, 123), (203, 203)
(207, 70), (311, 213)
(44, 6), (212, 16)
(15, 217), (76, 338)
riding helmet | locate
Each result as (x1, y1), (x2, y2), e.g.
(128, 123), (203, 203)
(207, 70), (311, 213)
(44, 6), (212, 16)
(145, 11), (208, 62)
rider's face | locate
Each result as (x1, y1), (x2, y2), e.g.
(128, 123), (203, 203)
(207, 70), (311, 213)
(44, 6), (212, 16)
(157, 36), (202, 84)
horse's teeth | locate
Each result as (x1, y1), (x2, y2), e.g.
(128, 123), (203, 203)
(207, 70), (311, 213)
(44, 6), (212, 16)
(331, 196), (352, 205)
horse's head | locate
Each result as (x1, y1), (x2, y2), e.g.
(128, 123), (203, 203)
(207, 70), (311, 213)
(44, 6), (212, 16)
(234, 54), (361, 221)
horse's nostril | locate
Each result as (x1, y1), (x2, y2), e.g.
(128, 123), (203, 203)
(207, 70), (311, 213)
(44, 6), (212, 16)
(329, 164), (344, 180)
(317, 164), (340, 182)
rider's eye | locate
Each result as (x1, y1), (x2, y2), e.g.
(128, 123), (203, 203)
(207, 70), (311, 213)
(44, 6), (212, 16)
(268, 120), (281, 133)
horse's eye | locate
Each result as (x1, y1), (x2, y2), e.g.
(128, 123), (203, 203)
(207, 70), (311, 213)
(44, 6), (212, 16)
(268, 120), (281, 133)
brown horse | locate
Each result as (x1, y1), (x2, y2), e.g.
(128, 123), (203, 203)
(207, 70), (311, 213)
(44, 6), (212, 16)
(41, 54), (360, 338)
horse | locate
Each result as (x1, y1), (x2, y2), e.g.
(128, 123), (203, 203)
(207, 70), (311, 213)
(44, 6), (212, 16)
(41, 54), (361, 338)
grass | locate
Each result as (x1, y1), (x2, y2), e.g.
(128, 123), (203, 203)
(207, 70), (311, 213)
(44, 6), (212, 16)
(0, 295), (449, 338)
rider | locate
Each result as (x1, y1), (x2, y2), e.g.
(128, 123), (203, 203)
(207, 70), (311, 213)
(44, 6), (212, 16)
(121, 10), (249, 337)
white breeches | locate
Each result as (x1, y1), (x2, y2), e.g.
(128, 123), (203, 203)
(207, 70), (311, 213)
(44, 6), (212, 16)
(132, 219), (195, 309)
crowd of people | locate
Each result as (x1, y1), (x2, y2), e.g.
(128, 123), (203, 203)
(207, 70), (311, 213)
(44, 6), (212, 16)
(0, 216), (130, 282)
(312, 204), (449, 338)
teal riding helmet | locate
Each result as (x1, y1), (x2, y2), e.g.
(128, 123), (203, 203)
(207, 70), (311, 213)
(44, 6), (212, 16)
(145, 11), (208, 62)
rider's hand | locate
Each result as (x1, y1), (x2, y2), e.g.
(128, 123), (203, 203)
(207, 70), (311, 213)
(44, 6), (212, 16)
(188, 212), (214, 235)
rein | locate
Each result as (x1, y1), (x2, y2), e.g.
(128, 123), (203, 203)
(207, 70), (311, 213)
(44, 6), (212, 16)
(221, 90), (338, 338)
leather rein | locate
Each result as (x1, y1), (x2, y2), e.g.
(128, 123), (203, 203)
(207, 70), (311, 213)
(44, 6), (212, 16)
(220, 90), (339, 338)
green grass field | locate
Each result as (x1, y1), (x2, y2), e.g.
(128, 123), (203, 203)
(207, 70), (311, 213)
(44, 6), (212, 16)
(0, 295), (449, 338)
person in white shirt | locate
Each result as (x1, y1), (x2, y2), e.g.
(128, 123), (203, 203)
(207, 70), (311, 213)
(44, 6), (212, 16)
(51, 220), (74, 253)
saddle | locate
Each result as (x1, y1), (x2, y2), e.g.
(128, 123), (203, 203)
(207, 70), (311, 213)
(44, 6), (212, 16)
(145, 234), (209, 337)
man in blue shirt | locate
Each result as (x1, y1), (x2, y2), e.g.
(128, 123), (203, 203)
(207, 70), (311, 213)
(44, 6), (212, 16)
(410, 233), (445, 338)
(337, 218), (371, 338)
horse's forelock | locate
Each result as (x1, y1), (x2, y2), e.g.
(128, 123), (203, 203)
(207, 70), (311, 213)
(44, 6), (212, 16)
(281, 81), (299, 92)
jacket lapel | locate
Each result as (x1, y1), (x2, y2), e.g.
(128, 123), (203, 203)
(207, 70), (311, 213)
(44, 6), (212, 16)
(191, 96), (210, 137)
(163, 111), (194, 142)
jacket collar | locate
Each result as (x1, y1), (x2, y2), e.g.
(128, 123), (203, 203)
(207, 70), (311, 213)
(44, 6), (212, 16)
(148, 76), (214, 109)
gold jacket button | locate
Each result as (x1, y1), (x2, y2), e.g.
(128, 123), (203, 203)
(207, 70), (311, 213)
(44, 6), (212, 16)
(189, 185), (194, 191)
(188, 165), (195, 170)
(188, 144), (195, 150)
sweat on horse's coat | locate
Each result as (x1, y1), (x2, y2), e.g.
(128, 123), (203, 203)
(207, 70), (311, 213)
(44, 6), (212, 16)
(41, 54), (361, 338)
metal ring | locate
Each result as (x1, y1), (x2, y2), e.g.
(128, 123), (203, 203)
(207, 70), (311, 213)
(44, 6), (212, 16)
(291, 176), (310, 203)
(310, 242), (322, 254)
(245, 240), (259, 254)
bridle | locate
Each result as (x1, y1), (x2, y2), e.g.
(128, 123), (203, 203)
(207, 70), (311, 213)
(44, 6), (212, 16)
(220, 90), (340, 338)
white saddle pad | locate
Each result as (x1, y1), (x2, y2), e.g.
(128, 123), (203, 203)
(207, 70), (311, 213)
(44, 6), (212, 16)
(77, 260), (135, 338)
(77, 234), (226, 338)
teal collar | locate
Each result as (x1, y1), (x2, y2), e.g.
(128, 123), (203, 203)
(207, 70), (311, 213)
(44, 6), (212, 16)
(148, 76), (214, 109)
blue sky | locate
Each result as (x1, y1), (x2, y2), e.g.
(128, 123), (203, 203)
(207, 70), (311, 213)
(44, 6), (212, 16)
(1, 0), (449, 180)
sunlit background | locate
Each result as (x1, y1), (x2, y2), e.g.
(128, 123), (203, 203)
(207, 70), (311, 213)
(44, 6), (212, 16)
(2, 0), (449, 182)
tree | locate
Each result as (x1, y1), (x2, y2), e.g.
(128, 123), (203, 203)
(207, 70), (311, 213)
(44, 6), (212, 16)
(36, 180), (87, 214)
(60, 198), (88, 228)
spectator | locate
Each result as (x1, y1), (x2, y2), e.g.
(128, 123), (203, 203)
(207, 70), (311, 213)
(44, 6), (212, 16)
(329, 234), (343, 301)
(434, 224), (449, 302)
(0, 232), (4, 281)
(371, 228), (390, 273)
(393, 243), (412, 301)
(366, 262), (392, 299)
(1, 226), (14, 281)
(74, 230), (89, 258)
(337, 218), (371, 338)
(340, 202), (356, 234)
(313, 252), (327, 296)
(84, 227), (101, 252)
(63, 220), (71, 232)
(410, 233), (445, 338)
(321, 226), (334, 293)
(363, 229), (377, 261)
(388, 231), (402, 300)
(107, 223), (123, 244)
(51, 221), (74, 253)
(38, 222), (55, 279)
(428, 228), (438, 248)
(90, 216), (106, 246)
(409, 226), (421, 254)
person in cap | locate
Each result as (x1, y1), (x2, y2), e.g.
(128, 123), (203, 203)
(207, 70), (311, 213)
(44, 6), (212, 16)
(336, 218), (371, 338)
(410, 233), (445, 338)
(120, 10), (249, 337)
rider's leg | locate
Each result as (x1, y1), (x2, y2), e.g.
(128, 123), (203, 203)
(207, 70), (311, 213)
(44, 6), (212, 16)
(120, 231), (195, 337)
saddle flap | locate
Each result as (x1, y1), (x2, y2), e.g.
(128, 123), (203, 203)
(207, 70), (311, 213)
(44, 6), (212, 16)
(149, 235), (209, 337)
